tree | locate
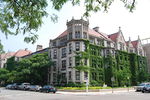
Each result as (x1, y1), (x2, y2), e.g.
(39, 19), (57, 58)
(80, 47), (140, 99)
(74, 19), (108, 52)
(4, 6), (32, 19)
(0, 0), (136, 43)
(15, 52), (53, 85)
(5, 56), (18, 71)
(0, 40), (5, 54)
(0, 68), (9, 86)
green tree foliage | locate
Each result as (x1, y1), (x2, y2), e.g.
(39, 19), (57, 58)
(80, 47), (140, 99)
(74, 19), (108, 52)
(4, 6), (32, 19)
(14, 52), (52, 85)
(0, 40), (5, 54)
(0, 68), (9, 85)
(0, 0), (136, 43)
(5, 56), (18, 71)
(1, 52), (53, 85)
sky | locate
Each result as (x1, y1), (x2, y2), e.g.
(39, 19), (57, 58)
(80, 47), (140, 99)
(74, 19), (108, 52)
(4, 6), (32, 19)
(0, 0), (150, 52)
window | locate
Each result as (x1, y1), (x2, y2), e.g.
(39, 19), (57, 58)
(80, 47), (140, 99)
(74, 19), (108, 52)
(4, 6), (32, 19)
(62, 73), (66, 81)
(84, 59), (87, 65)
(90, 39), (94, 44)
(83, 32), (87, 39)
(75, 42), (80, 51)
(91, 48), (96, 55)
(69, 57), (72, 67)
(84, 72), (88, 80)
(130, 49), (133, 53)
(69, 71), (72, 80)
(53, 41), (56, 46)
(107, 41), (111, 47)
(97, 40), (101, 45)
(112, 50), (115, 56)
(53, 49), (57, 59)
(62, 48), (66, 58)
(62, 60), (66, 70)
(69, 32), (72, 40)
(83, 43), (86, 51)
(53, 61), (57, 71)
(62, 73), (66, 79)
(75, 59), (80, 66)
(76, 71), (80, 80)
(75, 31), (80, 38)
(69, 43), (72, 54)
(53, 73), (57, 81)
(119, 43), (124, 51)
(106, 50), (110, 56)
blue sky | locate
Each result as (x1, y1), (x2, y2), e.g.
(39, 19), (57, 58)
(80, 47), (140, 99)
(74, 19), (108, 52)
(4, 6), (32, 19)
(0, 0), (150, 52)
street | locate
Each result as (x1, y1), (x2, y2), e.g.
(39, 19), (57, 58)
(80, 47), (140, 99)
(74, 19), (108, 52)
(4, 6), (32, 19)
(0, 88), (150, 100)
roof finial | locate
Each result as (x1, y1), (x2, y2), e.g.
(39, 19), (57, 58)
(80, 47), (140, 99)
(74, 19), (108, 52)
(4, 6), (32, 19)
(138, 35), (140, 40)
(119, 26), (121, 32)
(129, 37), (131, 41)
(72, 16), (74, 20)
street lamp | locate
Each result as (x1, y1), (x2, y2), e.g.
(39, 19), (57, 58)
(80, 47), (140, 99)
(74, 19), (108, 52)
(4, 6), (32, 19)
(111, 77), (115, 93)
(127, 77), (130, 92)
(85, 77), (89, 93)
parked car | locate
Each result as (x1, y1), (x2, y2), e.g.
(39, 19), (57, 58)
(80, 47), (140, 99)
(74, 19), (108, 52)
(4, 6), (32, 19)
(142, 84), (150, 93)
(135, 83), (150, 91)
(18, 83), (30, 90)
(11, 83), (21, 90)
(5, 84), (13, 89)
(39, 85), (57, 93)
(29, 85), (42, 91)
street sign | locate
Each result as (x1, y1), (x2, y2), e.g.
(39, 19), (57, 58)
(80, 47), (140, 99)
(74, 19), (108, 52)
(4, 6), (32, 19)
(111, 77), (115, 82)
(85, 77), (89, 86)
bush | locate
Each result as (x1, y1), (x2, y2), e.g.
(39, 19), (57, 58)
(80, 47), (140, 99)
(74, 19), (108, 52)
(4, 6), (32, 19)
(65, 82), (86, 87)
(90, 80), (103, 86)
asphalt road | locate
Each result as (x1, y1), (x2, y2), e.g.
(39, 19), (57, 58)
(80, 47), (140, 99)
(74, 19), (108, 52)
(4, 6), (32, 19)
(0, 88), (150, 100)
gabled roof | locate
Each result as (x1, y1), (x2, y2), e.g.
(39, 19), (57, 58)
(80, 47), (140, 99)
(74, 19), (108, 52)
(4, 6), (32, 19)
(14, 49), (32, 57)
(126, 41), (129, 46)
(56, 30), (67, 39)
(126, 41), (134, 48)
(108, 32), (119, 42)
(131, 40), (138, 48)
(0, 52), (15, 60)
(0, 49), (32, 60)
(88, 29), (110, 40)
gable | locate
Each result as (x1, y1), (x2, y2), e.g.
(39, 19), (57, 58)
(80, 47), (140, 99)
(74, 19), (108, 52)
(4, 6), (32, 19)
(117, 31), (126, 45)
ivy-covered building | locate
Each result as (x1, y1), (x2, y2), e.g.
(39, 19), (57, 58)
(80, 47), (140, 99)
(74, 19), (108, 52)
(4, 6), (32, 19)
(49, 18), (147, 86)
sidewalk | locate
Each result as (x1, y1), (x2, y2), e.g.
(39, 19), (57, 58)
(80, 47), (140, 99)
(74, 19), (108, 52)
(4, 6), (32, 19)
(57, 88), (135, 95)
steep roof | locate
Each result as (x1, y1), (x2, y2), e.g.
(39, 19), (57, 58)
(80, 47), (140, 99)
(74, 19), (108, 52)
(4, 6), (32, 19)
(14, 49), (32, 57)
(88, 29), (110, 40)
(131, 40), (138, 48)
(0, 52), (15, 60)
(108, 32), (119, 42)
(0, 49), (32, 60)
(56, 29), (110, 40)
(56, 30), (67, 39)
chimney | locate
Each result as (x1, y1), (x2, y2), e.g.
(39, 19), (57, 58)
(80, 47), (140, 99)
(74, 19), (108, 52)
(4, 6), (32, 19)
(25, 48), (28, 51)
(36, 45), (43, 51)
(93, 27), (99, 32)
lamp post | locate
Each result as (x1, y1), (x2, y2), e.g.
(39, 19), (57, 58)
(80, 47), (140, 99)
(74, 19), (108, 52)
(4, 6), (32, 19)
(127, 77), (130, 92)
(111, 77), (115, 93)
(86, 77), (89, 93)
